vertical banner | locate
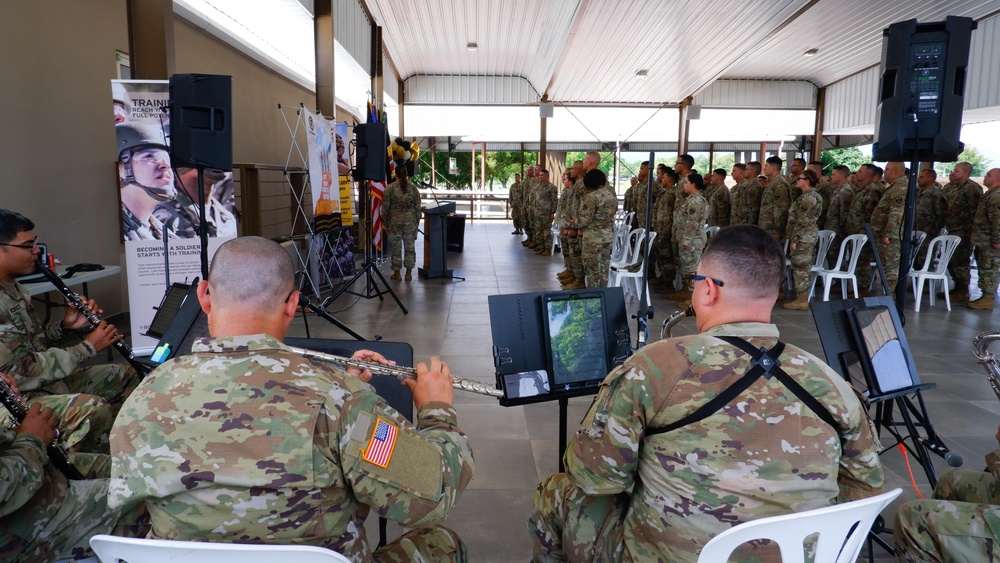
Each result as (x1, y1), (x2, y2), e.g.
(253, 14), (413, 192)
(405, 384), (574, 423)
(111, 80), (237, 351)
(336, 122), (354, 227)
(307, 113), (341, 221)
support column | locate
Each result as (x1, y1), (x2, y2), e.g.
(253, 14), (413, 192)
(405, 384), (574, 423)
(759, 142), (767, 163)
(480, 142), (486, 190)
(431, 140), (437, 189)
(370, 26), (384, 110)
(614, 141), (622, 195)
(539, 112), (548, 167)
(126, 0), (174, 79)
(314, 0), (335, 117)
(678, 96), (692, 156)
(471, 143), (476, 189)
(812, 86), (826, 162)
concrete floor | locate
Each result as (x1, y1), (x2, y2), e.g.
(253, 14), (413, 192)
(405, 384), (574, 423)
(289, 221), (1000, 562)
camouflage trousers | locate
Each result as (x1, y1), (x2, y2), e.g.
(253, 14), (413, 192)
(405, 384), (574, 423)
(19, 363), (139, 453)
(387, 225), (418, 270)
(374, 525), (468, 562)
(535, 214), (553, 249)
(527, 473), (628, 562)
(877, 240), (902, 294)
(948, 233), (974, 290)
(568, 236), (584, 279)
(0, 453), (151, 562)
(512, 207), (524, 231)
(583, 240), (612, 288)
(894, 468), (1000, 562)
(656, 234), (676, 288)
(678, 235), (707, 278)
(976, 246), (1000, 297)
(789, 241), (816, 294)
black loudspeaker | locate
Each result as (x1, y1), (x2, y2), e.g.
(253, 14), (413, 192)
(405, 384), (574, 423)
(872, 16), (976, 162)
(169, 74), (233, 170)
(353, 122), (388, 182)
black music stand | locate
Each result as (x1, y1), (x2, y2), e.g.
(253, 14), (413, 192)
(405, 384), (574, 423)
(489, 287), (631, 471)
(284, 337), (413, 548)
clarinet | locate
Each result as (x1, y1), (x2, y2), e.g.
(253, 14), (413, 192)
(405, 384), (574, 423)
(0, 377), (84, 480)
(284, 345), (505, 398)
(34, 261), (150, 378)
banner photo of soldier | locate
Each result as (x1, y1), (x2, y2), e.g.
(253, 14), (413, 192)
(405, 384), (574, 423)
(306, 112), (341, 227)
(111, 80), (234, 351)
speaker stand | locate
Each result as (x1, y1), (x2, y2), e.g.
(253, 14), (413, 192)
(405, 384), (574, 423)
(328, 179), (408, 314)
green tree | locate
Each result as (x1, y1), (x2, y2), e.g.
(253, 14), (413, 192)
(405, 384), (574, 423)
(820, 147), (868, 174)
(934, 145), (993, 177)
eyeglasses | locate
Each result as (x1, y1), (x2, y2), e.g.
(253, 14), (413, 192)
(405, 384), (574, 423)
(687, 274), (724, 287)
(0, 236), (38, 250)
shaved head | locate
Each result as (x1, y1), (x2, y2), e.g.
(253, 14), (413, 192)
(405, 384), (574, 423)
(208, 237), (294, 313)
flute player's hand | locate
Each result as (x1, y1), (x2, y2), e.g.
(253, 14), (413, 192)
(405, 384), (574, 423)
(347, 349), (394, 383)
(406, 357), (454, 409)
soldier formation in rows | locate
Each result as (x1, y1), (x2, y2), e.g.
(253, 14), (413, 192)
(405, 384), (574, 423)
(512, 153), (1000, 311)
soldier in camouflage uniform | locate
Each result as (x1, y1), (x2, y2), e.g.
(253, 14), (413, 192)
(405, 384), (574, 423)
(706, 168), (731, 228)
(741, 161), (765, 226)
(576, 169), (617, 288)
(532, 169), (559, 256)
(0, 374), (149, 562)
(809, 161), (832, 229)
(943, 162), (984, 301)
(651, 168), (681, 292)
(554, 172), (575, 275)
(914, 168), (948, 269)
(895, 422), (1000, 562)
(846, 164), (885, 293)
(0, 210), (138, 453)
(528, 225), (884, 562)
(758, 156), (792, 242)
(825, 165), (855, 268)
(565, 156), (603, 289)
(969, 168), (1000, 309)
(669, 173), (710, 303)
(728, 163), (749, 224)
(153, 168), (238, 240)
(382, 166), (423, 281)
(632, 162), (653, 230)
(783, 170), (824, 310)
(508, 173), (523, 235)
(870, 162), (909, 294)
(522, 166), (539, 247)
(109, 237), (475, 562)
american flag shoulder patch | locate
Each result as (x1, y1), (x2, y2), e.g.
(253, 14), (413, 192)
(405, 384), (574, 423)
(362, 417), (398, 468)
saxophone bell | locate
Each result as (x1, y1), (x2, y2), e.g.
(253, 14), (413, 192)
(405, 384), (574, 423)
(660, 306), (694, 340)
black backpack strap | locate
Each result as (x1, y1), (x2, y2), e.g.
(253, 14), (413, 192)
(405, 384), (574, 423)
(646, 336), (839, 437)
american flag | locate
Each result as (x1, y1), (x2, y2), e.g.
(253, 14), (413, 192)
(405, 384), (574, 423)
(370, 180), (385, 251)
(363, 418), (398, 468)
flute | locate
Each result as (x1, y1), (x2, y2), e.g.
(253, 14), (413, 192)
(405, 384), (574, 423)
(34, 261), (151, 378)
(0, 376), (84, 480)
(284, 345), (504, 398)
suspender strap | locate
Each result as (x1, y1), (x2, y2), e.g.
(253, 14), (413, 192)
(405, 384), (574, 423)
(646, 336), (839, 437)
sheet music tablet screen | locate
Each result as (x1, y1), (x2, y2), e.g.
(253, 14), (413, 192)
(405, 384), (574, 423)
(542, 292), (610, 391)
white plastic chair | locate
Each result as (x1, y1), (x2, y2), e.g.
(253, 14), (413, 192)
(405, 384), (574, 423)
(549, 222), (561, 254)
(809, 234), (868, 301)
(90, 535), (352, 563)
(613, 231), (657, 304)
(697, 488), (902, 563)
(608, 229), (648, 290)
(609, 228), (645, 271)
(869, 230), (927, 292)
(909, 234), (961, 311)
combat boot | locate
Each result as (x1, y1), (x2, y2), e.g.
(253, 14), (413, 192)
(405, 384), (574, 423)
(952, 290), (970, 302)
(782, 295), (810, 310)
(968, 296), (994, 310)
(560, 274), (577, 286)
(557, 269), (573, 279)
(405, 268), (413, 281)
(390, 270), (401, 281)
(564, 280), (586, 290)
(668, 289), (692, 301)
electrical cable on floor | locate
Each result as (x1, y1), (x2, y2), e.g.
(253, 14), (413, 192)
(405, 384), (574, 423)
(899, 443), (927, 499)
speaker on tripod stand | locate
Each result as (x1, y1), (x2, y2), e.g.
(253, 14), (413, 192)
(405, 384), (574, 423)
(168, 73), (233, 280)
